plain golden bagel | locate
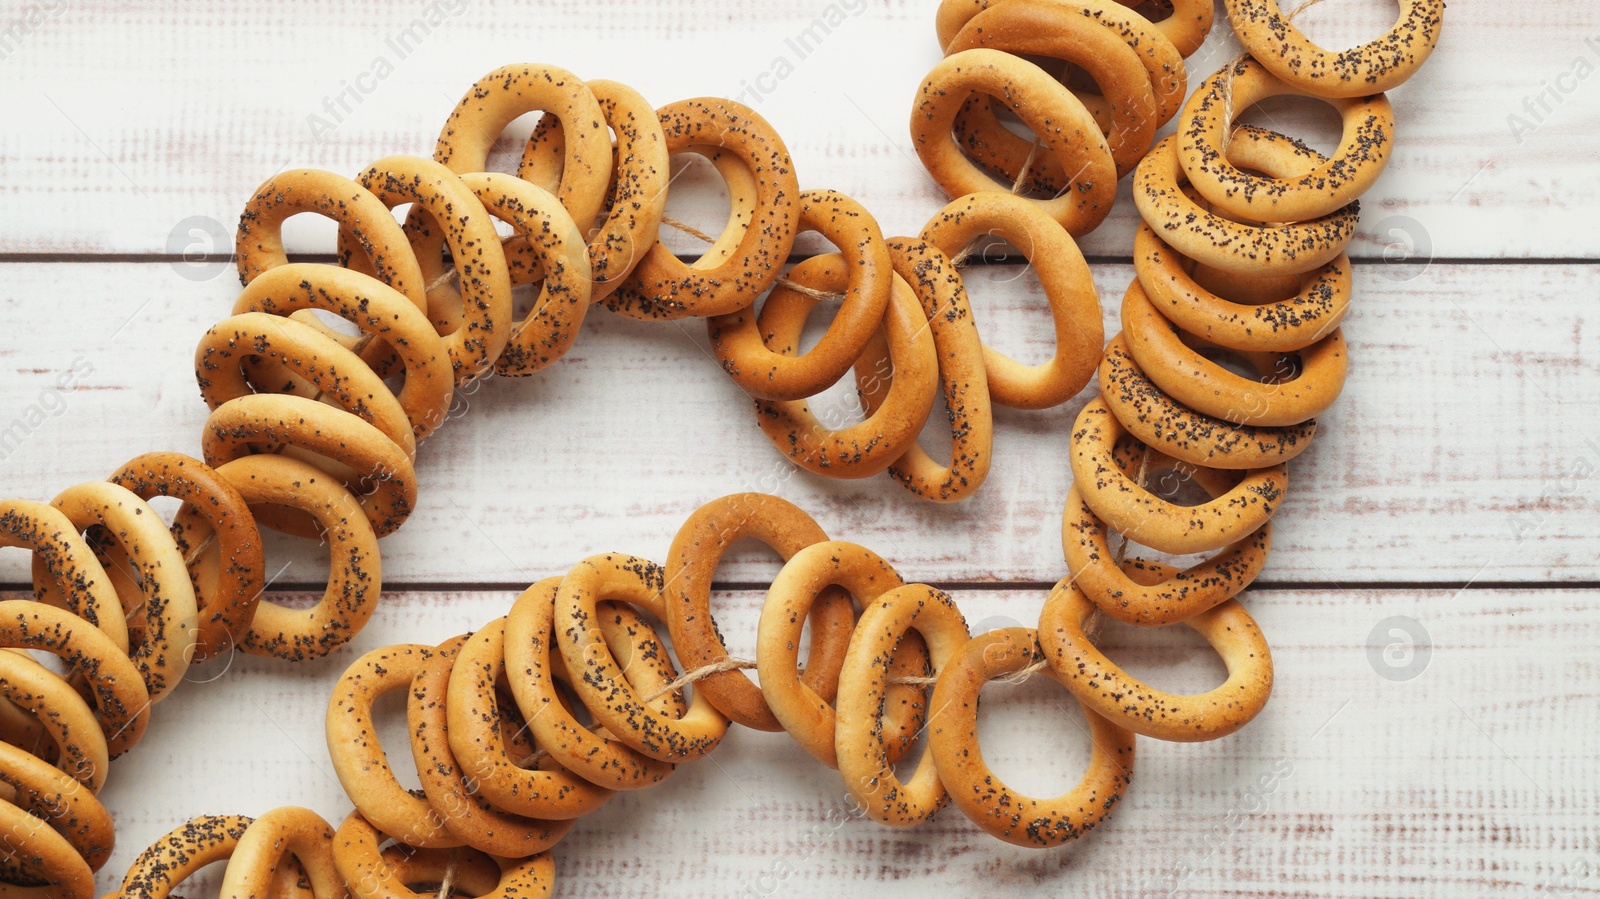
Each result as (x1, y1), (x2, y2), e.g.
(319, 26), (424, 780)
(919, 191), (1104, 409)
(834, 583), (969, 827)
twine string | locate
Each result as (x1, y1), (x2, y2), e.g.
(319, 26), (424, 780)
(434, 848), (459, 899)
(661, 215), (846, 302)
(1219, 0), (1334, 155)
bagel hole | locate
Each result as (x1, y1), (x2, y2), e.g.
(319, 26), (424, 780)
(509, 280), (546, 322)
(955, 100), (1066, 202)
(299, 308), (365, 340)
(972, 667), (1096, 797)
(1194, 344), (1303, 385)
(1233, 96), (1345, 161)
(492, 676), (542, 768)
(1190, 263), (1305, 306)
(883, 627), (934, 780)
(791, 288), (849, 357)
(141, 494), (184, 527)
(806, 356), (874, 431)
(1283, 0), (1404, 53)
(694, 537), (803, 690)
(481, 111), (550, 179)
(275, 210), (341, 262)
(1107, 532), (1223, 576)
(659, 152), (734, 259)
(551, 675), (597, 732)
(370, 681), (426, 793)
(250, 510), (334, 609)
(1091, 614), (1230, 695)
(957, 236), (1057, 368)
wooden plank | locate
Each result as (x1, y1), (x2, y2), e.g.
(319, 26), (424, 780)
(0, 1), (1593, 258)
(0, 260), (1594, 586)
(81, 584), (1600, 897)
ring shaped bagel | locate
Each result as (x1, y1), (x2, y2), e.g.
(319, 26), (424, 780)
(345, 155), (513, 382)
(928, 627), (1135, 847)
(1039, 569), (1273, 741)
(944, 0), (1168, 178)
(870, 238), (993, 502)
(201, 393), (415, 539)
(0, 499), (125, 648)
(1121, 279), (1349, 427)
(112, 815), (254, 899)
(608, 98), (800, 320)
(1224, 0), (1444, 98)
(448, 619), (617, 817)
(662, 494), (857, 732)
(110, 453), (265, 661)
(912, 48), (1116, 235)
(0, 601), (149, 757)
(1179, 58), (1395, 221)
(326, 645), (463, 849)
(42, 481), (198, 701)
(752, 260), (938, 479)
(218, 808), (343, 899)
(920, 192), (1104, 409)
(0, 733), (115, 869)
(233, 169), (427, 384)
(234, 170), (425, 310)
(421, 171), (592, 377)
(0, 651), (108, 791)
(214, 455), (381, 661)
(197, 312), (418, 461)
(1099, 331), (1318, 470)
(1062, 483), (1272, 627)
(0, 801), (95, 899)
(1135, 222), (1352, 353)
(433, 63), (613, 231)
(1134, 129), (1358, 276)
(230, 265), (454, 440)
(936, 0), (1214, 60)
(504, 578), (681, 787)
(407, 638), (575, 857)
(1069, 399), (1287, 555)
(757, 541), (928, 768)
(554, 554), (729, 762)
(834, 583), (970, 827)
(517, 79), (668, 302)
(709, 189), (894, 401)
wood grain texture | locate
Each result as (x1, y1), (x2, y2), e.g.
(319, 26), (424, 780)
(75, 586), (1600, 898)
(0, 1), (1593, 897)
(0, 0), (1593, 258)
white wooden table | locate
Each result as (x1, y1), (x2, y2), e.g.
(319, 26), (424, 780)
(1, 1), (1596, 896)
